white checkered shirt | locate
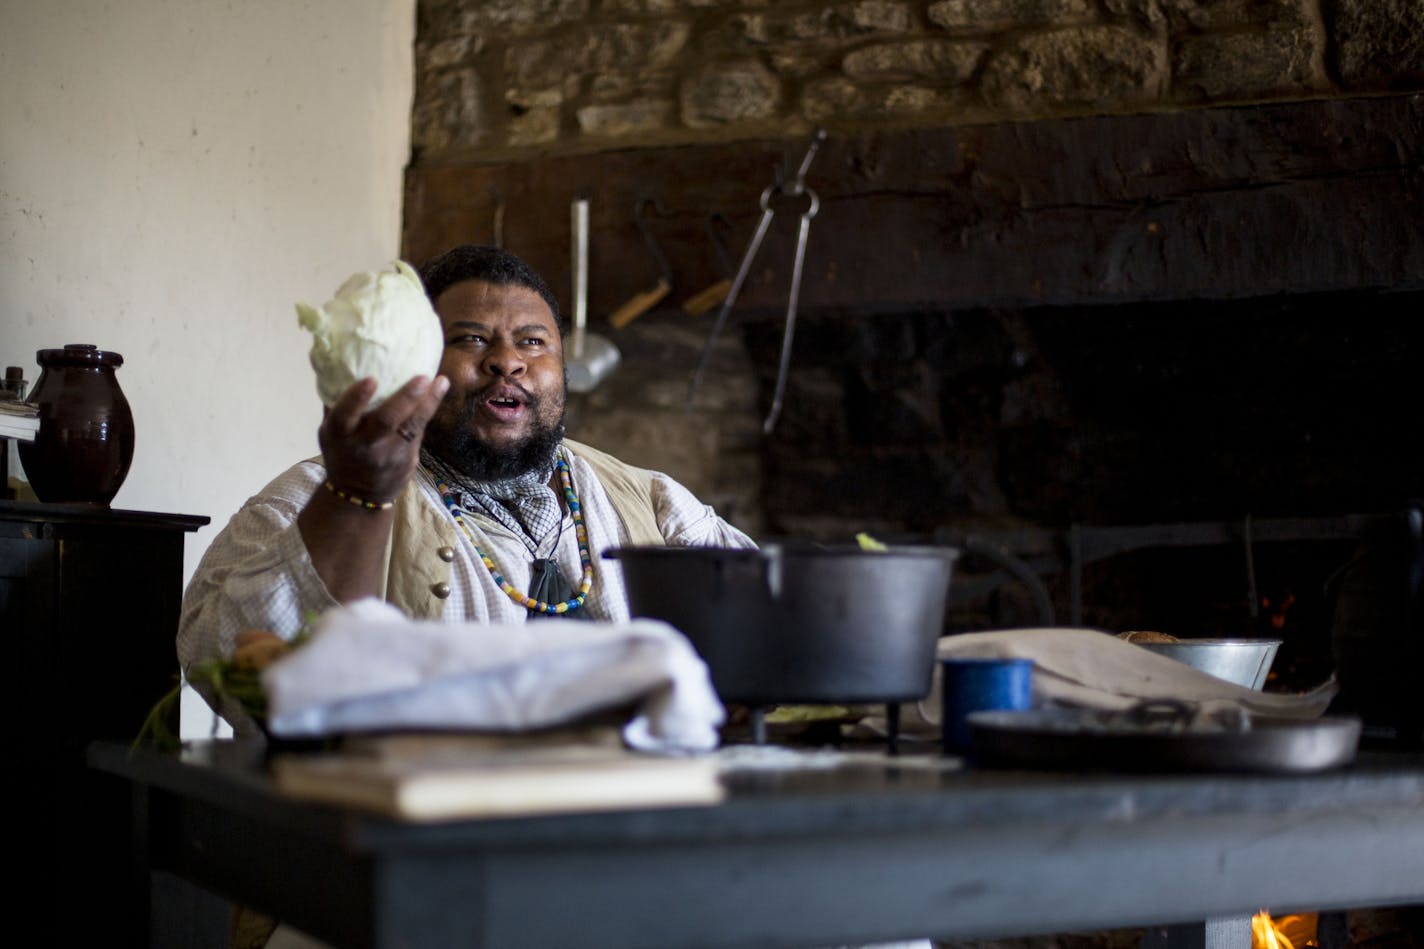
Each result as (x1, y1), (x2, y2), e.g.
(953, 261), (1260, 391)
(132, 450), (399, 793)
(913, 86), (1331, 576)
(177, 441), (755, 726)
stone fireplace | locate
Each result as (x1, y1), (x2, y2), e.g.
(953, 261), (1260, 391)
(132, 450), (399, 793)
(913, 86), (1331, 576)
(402, 1), (1424, 693)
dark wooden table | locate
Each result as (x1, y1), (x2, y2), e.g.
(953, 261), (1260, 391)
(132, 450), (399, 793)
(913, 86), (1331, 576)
(91, 738), (1424, 949)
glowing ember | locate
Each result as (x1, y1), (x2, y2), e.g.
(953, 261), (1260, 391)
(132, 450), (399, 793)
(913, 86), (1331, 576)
(1260, 592), (1297, 631)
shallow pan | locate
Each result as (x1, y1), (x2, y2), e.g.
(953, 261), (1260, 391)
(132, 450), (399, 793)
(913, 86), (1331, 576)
(968, 706), (1362, 774)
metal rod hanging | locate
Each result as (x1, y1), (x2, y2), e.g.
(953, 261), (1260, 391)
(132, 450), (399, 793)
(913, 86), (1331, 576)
(687, 128), (828, 434)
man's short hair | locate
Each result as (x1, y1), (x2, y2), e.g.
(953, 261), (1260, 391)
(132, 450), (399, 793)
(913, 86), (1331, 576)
(417, 245), (562, 328)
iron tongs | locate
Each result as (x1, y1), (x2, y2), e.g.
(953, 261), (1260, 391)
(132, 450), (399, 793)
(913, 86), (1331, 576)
(688, 128), (826, 434)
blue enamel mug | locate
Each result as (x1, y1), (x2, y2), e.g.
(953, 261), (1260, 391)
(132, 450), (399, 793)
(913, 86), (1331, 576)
(940, 657), (1034, 755)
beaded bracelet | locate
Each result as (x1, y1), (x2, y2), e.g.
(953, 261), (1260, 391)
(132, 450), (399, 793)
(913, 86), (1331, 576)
(323, 480), (395, 511)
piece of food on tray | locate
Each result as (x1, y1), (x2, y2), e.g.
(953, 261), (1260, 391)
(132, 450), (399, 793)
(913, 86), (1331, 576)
(1118, 630), (1179, 643)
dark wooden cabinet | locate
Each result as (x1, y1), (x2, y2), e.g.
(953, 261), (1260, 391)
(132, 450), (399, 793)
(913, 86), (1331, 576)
(0, 500), (209, 945)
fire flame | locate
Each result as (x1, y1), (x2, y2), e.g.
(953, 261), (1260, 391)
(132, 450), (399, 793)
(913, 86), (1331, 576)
(1252, 910), (1318, 949)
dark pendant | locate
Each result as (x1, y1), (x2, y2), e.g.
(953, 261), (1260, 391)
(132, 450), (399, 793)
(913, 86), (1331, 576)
(527, 558), (585, 620)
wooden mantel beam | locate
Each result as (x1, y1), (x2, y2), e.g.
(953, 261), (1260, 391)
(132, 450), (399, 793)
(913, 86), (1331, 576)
(402, 94), (1424, 324)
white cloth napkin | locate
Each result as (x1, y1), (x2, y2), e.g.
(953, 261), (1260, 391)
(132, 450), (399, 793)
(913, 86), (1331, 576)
(261, 599), (725, 753)
(858, 627), (1338, 738)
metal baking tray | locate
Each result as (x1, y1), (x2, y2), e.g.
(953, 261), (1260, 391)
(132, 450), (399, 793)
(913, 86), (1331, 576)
(968, 704), (1362, 774)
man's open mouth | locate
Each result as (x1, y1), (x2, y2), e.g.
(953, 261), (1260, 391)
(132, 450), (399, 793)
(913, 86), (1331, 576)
(478, 385), (532, 420)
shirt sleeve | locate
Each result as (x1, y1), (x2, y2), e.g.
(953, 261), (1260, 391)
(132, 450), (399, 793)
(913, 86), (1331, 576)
(648, 471), (758, 549)
(176, 460), (340, 719)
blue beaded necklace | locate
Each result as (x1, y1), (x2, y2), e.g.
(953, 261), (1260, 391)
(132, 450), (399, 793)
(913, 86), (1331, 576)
(436, 456), (593, 615)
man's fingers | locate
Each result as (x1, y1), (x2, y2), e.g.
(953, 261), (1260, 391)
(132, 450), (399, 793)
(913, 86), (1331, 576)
(370, 375), (431, 422)
(316, 374), (443, 502)
(404, 375), (451, 438)
(374, 375), (450, 442)
(326, 378), (379, 435)
(419, 375), (451, 415)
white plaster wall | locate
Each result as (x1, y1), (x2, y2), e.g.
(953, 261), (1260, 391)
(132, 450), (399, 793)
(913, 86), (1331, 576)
(1, 0), (416, 736)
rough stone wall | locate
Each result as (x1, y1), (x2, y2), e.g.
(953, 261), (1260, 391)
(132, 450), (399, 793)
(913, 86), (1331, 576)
(406, 0), (1424, 557)
(412, 0), (1424, 161)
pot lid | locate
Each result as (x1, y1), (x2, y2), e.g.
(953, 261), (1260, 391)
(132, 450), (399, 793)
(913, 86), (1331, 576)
(36, 343), (124, 368)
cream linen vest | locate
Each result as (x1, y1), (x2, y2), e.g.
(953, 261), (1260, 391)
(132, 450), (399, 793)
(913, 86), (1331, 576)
(381, 438), (665, 619)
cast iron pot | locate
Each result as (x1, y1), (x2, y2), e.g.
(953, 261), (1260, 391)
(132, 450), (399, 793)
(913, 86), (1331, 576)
(605, 544), (959, 706)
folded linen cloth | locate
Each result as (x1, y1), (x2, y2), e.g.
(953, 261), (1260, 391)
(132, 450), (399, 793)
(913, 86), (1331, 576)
(261, 599), (725, 754)
(859, 627), (1337, 739)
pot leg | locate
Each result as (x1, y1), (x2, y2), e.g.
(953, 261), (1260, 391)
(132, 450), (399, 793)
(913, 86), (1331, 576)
(751, 707), (767, 745)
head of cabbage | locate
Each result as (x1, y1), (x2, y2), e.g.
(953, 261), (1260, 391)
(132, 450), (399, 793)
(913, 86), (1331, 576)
(296, 260), (445, 410)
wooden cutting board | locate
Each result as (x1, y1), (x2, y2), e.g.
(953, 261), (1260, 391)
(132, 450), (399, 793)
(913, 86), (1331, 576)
(269, 730), (725, 821)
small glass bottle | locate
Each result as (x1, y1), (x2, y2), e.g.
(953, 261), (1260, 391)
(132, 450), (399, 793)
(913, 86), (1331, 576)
(0, 366), (25, 401)
(0, 366), (26, 499)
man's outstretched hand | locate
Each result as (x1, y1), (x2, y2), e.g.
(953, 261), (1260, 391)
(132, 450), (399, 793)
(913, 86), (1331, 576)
(318, 374), (450, 505)
(300, 372), (450, 605)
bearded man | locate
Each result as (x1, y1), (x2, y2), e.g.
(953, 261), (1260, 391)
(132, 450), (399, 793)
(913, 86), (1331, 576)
(178, 244), (754, 733)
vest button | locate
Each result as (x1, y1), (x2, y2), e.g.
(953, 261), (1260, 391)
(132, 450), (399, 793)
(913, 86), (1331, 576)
(436, 545), (456, 562)
(431, 581), (451, 599)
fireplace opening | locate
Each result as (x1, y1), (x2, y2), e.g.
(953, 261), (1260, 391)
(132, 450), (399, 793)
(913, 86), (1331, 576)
(745, 286), (1424, 532)
(740, 286), (1424, 703)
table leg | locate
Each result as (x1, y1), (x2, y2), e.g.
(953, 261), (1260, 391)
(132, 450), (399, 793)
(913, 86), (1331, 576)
(127, 781), (154, 949)
(1139, 916), (1252, 949)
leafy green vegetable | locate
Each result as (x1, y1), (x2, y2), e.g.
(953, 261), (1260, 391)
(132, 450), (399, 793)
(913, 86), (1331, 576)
(855, 532), (888, 551)
(297, 260), (444, 409)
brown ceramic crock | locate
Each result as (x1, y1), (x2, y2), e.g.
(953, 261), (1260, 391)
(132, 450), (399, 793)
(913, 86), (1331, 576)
(17, 343), (135, 505)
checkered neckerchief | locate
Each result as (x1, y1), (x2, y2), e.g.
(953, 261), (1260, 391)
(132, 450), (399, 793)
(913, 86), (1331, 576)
(421, 448), (562, 555)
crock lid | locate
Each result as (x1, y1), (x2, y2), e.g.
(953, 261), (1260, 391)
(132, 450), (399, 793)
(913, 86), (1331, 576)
(35, 343), (124, 368)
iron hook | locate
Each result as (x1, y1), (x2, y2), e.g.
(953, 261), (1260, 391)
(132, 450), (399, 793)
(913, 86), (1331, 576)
(680, 213), (738, 317)
(634, 196), (674, 287)
(608, 197), (675, 329)
(488, 184), (505, 249)
(761, 185), (819, 434)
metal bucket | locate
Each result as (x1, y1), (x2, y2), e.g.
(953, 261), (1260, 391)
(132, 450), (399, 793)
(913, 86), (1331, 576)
(1132, 638), (1281, 690)
(605, 544), (959, 706)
